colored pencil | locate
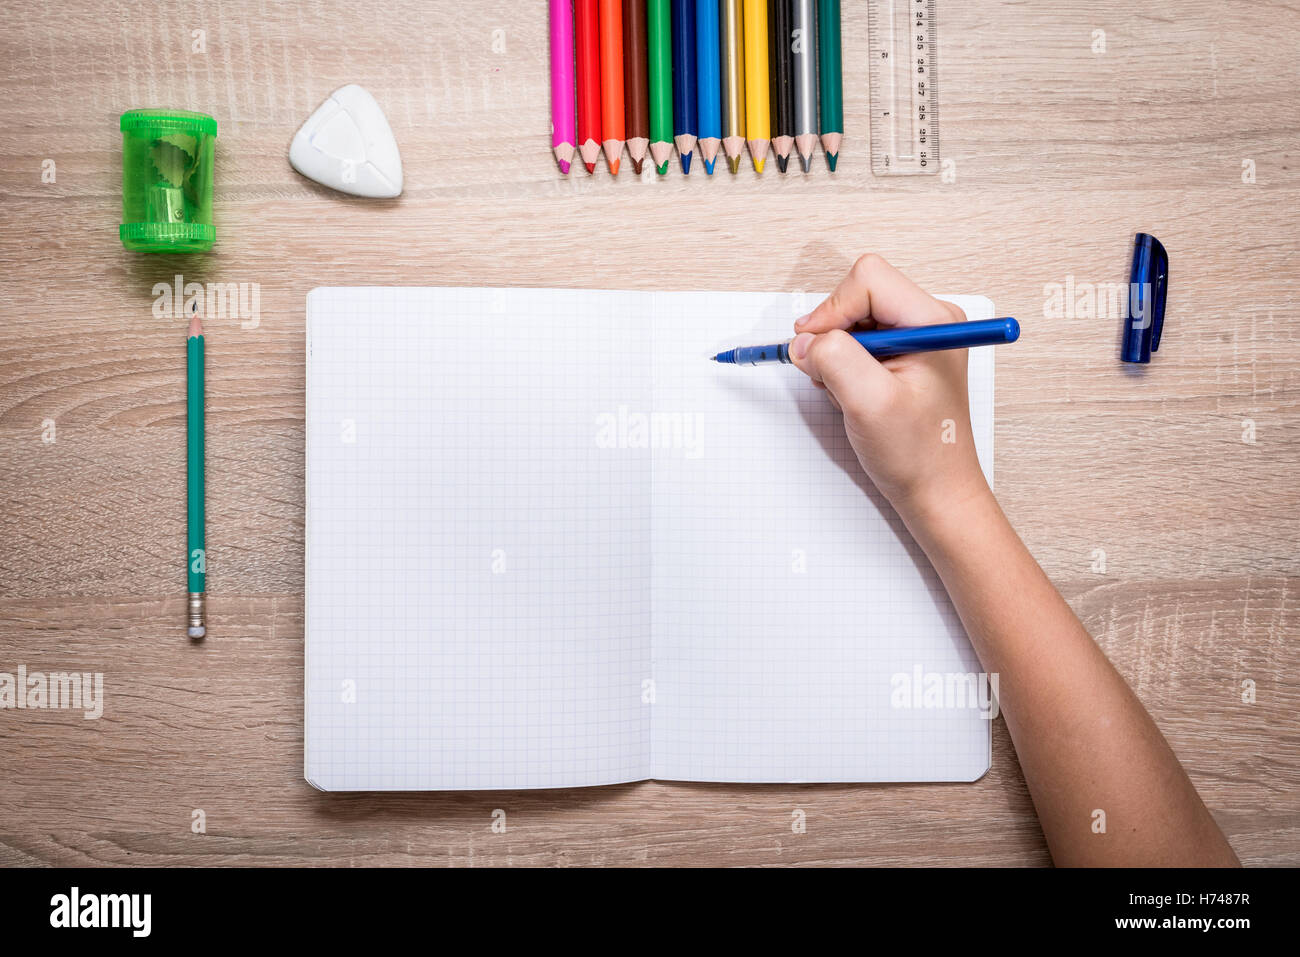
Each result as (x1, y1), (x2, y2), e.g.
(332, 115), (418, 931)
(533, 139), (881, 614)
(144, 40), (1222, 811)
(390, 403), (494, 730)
(548, 0), (576, 174)
(817, 0), (842, 170)
(598, 0), (625, 173)
(671, 0), (697, 174)
(720, 0), (746, 173)
(576, 0), (603, 173)
(695, 0), (722, 173)
(792, 0), (817, 171)
(623, 0), (650, 174)
(742, 0), (770, 171)
(647, 0), (674, 173)
(186, 306), (206, 640)
(769, 0), (794, 172)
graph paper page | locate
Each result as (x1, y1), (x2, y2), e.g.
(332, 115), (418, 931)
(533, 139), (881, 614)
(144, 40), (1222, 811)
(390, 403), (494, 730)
(305, 287), (653, 790)
(649, 292), (994, 782)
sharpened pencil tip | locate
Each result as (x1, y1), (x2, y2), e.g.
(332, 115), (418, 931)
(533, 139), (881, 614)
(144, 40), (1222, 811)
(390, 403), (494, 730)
(754, 158), (765, 173)
(704, 157), (716, 175)
(656, 161), (668, 175)
(680, 153), (692, 175)
(558, 159), (571, 175)
(584, 161), (596, 174)
(799, 154), (811, 173)
(631, 158), (644, 175)
(826, 152), (838, 172)
(609, 158), (620, 175)
(728, 156), (741, 174)
(188, 309), (202, 338)
(777, 155), (788, 173)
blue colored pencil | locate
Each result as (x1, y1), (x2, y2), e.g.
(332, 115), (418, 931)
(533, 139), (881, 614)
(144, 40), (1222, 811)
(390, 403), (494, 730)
(695, 0), (721, 172)
(671, 0), (698, 173)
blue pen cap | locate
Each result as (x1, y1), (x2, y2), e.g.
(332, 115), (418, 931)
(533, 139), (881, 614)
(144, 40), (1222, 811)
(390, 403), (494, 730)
(1121, 233), (1169, 363)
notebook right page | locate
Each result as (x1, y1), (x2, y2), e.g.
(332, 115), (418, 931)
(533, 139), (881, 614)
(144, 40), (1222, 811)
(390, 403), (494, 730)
(650, 292), (994, 783)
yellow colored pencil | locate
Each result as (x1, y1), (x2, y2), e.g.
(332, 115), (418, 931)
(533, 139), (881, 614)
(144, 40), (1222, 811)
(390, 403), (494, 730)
(742, 0), (770, 171)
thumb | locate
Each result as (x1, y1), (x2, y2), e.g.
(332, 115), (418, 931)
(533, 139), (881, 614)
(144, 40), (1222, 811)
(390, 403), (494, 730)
(789, 330), (895, 413)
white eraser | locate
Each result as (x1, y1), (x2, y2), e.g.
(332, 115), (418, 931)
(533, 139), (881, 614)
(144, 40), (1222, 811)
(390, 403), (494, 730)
(289, 84), (403, 198)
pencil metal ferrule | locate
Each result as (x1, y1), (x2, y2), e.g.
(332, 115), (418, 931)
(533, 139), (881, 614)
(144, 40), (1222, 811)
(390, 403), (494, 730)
(188, 592), (206, 639)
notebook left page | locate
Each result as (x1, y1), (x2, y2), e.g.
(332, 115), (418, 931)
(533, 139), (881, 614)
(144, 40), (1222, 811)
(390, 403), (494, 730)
(305, 287), (653, 790)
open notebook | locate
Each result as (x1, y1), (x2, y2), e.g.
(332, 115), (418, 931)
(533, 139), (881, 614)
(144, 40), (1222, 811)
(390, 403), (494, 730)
(305, 287), (996, 790)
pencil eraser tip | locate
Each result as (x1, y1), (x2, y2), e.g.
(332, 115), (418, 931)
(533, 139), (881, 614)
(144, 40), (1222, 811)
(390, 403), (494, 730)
(188, 626), (206, 639)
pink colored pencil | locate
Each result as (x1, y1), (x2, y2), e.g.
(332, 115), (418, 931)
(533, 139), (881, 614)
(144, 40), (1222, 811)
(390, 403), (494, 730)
(549, 0), (576, 173)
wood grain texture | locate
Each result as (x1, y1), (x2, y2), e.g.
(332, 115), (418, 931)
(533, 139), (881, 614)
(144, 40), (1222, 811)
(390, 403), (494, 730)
(0, 0), (1297, 866)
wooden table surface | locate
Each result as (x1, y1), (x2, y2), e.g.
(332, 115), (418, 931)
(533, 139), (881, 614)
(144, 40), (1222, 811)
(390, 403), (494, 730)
(1, 0), (1297, 867)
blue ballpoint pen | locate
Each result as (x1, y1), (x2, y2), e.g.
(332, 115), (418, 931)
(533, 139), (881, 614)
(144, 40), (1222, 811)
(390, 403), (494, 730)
(711, 318), (1020, 365)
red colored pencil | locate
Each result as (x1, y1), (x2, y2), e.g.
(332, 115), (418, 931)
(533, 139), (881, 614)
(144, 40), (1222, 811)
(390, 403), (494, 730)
(576, 0), (603, 173)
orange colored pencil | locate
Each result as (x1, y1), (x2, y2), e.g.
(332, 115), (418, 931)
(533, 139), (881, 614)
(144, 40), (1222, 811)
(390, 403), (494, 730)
(598, 0), (625, 173)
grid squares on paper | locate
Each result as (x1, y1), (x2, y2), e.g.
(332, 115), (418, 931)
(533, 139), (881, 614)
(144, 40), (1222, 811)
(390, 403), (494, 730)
(305, 287), (995, 789)
(306, 287), (653, 790)
(649, 292), (993, 783)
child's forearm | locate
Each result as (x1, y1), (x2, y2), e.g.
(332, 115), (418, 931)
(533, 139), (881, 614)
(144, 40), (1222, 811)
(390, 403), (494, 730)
(899, 484), (1240, 866)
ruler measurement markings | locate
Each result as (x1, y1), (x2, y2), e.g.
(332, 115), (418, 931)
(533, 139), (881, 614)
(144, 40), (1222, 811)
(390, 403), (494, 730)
(870, 0), (940, 175)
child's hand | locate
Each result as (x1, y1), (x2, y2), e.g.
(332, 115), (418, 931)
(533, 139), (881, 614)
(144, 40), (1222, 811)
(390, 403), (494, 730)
(789, 254), (990, 519)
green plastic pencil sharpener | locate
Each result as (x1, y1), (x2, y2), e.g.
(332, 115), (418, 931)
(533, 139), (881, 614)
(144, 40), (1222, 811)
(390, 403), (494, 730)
(119, 109), (217, 253)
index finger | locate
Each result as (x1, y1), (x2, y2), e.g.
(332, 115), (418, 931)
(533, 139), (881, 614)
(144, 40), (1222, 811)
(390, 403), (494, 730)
(794, 253), (963, 334)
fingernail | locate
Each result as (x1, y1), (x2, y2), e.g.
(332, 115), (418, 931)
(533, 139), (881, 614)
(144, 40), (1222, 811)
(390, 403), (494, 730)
(794, 313), (810, 329)
(791, 332), (814, 360)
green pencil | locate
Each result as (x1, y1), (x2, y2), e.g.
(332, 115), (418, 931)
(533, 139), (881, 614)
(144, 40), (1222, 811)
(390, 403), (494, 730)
(817, 0), (842, 170)
(187, 307), (206, 639)
(647, 0), (674, 173)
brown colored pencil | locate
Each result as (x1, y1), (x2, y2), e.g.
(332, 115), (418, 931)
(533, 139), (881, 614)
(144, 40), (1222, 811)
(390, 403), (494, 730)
(623, 0), (651, 174)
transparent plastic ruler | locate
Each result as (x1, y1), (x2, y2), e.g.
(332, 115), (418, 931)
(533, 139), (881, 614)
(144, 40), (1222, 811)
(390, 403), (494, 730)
(868, 0), (940, 174)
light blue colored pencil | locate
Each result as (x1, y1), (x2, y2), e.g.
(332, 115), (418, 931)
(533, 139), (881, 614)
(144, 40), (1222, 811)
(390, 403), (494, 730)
(696, 0), (722, 172)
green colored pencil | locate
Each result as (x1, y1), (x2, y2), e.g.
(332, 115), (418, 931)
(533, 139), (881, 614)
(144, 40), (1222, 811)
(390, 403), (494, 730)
(647, 0), (674, 173)
(817, 0), (843, 170)
(187, 307), (206, 639)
